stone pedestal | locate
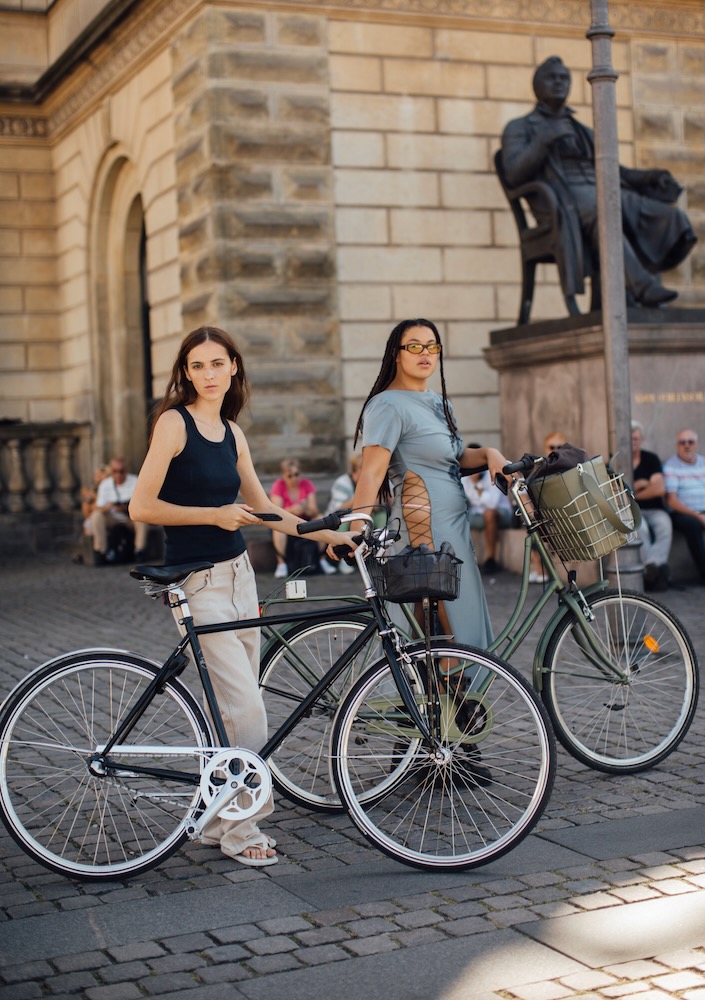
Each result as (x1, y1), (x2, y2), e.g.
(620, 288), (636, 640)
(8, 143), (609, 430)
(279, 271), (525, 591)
(484, 308), (705, 583)
(485, 308), (705, 465)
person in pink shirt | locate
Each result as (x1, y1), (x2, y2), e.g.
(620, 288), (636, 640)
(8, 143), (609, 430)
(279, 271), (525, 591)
(269, 459), (335, 577)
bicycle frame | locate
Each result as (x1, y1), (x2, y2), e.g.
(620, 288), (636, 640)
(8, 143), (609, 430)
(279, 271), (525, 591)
(96, 531), (437, 788)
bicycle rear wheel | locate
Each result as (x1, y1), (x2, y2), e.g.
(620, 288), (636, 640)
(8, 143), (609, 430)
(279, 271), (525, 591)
(542, 589), (699, 773)
(0, 650), (213, 880)
(259, 615), (380, 810)
(332, 641), (555, 871)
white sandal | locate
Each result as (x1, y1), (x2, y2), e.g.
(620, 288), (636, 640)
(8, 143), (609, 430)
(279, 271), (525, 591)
(225, 837), (278, 867)
(198, 834), (276, 849)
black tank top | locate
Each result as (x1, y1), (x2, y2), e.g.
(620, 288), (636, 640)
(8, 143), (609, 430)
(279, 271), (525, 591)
(159, 405), (246, 565)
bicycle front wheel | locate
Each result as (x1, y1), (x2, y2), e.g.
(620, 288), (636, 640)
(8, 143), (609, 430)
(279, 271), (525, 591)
(0, 650), (214, 880)
(542, 590), (699, 773)
(332, 642), (555, 871)
(259, 615), (380, 810)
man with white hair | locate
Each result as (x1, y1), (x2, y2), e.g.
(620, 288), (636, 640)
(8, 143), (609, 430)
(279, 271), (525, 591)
(664, 429), (705, 585)
(631, 422), (672, 591)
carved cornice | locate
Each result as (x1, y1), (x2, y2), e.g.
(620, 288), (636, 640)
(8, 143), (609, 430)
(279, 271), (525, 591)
(249, 0), (704, 36)
(0, 115), (48, 138)
(47, 0), (199, 135)
(3, 0), (700, 136)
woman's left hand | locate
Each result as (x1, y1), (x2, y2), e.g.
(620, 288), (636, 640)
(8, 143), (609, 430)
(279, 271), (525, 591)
(324, 530), (358, 561)
(485, 448), (511, 486)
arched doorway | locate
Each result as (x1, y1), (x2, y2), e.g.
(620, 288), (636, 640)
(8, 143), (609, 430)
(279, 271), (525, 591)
(90, 151), (152, 470)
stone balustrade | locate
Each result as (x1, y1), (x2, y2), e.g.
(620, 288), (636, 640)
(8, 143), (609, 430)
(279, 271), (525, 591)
(0, 422), (91, 516)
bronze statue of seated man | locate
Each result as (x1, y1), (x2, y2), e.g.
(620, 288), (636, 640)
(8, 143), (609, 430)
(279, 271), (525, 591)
(500, 56), (697, 308)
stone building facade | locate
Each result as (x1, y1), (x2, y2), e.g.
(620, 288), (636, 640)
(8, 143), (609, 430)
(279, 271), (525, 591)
(0, 0), (703, 515)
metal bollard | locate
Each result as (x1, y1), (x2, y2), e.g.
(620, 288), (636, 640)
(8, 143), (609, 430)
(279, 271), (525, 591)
(604, 536), (644, 592)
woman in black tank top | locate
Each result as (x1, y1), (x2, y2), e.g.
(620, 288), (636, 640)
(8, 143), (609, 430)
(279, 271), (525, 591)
(129, 326), (356, 868)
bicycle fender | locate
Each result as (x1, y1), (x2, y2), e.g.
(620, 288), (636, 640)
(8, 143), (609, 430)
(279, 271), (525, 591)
(531, 580), (609, 692)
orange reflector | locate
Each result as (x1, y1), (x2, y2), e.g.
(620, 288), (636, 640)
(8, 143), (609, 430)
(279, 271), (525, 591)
(644, 635), (660, 653)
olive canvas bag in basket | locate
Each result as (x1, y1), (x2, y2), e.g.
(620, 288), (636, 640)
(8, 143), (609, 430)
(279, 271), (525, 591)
(526, 444), (641, 561)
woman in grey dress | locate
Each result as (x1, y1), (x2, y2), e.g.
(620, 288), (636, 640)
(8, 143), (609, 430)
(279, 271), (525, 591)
(340, 318), (509, 649)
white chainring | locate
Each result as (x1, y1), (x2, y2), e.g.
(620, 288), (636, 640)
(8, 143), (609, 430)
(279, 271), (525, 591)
(199, 748), (272, 821)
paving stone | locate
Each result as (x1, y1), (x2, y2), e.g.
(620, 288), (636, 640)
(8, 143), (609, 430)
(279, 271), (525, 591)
(442, 916), (493, 936)
(343, 934), (400, 956)
(650, 971), (705, 990)
(201, 943), (250, 963)
(256, 915), (311, 935)
(84, 985), (143, 1000)
(108, 942), (166, 962)
(392, 927), (447, 947)
(352, 901), (402, 917)
(506, 980), (575, 999)
(653, 947), (705, 969)
(52, 953), (111, 973)
(1, 962), (54, 983)
(138, 972), (201, 995)
(49, 972), (100, 993)
(209, 923), (264, 945)
(294, 943), (349, 965)
(570, 891), (622, 910)
(160, 932), (214, 953)
(147, 954), (207, 975)
(602, 984), (651, 997)
(0, 984), (43, 1000)
(559, 969), (618, 989)
(99, 961), (151, 984)
(196, 963), (252, 983)
(489, 908), (539, 927)
(393, 908), (439, 929)
(649, 878), (698, 895)
(610, 884), (662, 903)
(341, 916), (398, 937)
(244, 952), (302, 975)
(244, 934), (297, 956)
(603, 960), (670, 978)
(293, 925), (350, 946)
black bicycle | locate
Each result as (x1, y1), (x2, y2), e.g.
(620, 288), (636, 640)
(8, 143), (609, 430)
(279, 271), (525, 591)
(0, 513), (555, 879)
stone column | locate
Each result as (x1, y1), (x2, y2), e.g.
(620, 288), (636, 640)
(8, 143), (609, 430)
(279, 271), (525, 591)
(171, 8), (343, 475)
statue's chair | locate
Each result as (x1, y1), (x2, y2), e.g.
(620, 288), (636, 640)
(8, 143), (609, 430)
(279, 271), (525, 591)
(494, 150), (600, 325)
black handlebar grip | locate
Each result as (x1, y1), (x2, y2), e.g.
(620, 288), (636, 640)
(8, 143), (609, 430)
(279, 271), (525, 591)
(296, 509), (353, 534)
(502, 453), (541, 475)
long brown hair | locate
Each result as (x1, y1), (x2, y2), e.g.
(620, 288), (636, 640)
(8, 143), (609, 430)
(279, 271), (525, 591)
(353, 319), (456, 447)
(151, 326), (250, 428)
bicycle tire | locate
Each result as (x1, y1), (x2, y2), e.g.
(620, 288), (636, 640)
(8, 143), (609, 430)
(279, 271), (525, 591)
(259, 614), (380, 811)
(332, 641), (556, 871)
(542, 589), (699, 773)
(0, 650), (214, 880)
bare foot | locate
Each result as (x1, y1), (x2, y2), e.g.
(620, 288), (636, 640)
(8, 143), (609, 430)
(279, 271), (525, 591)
(241, 845), (276, 862)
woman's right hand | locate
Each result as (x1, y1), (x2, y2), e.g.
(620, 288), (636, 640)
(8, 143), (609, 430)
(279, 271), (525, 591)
(213, 503), (261, 531)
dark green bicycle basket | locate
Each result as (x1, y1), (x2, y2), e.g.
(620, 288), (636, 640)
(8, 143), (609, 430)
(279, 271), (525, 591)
(369, 544), (462, 604)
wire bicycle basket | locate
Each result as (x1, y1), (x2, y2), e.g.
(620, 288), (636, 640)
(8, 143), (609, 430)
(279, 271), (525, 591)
(369, 543), (462, 603)
(523, 457), (640, 563)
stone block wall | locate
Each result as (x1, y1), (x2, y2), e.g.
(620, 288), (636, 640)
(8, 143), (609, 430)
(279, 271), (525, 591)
(172, 7), (344, 475)
(0, 116), (59, 424)
(631, 39), (705, 299)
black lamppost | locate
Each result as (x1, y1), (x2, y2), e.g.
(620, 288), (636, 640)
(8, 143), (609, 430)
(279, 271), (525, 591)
(587, 0), (632, 481)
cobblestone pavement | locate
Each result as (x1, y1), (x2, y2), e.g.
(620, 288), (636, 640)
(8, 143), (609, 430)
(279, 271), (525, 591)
(0, 554), (703, 1000)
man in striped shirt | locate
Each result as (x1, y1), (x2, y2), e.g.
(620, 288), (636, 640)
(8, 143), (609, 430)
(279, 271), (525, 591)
(664, 430), (705, 585)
